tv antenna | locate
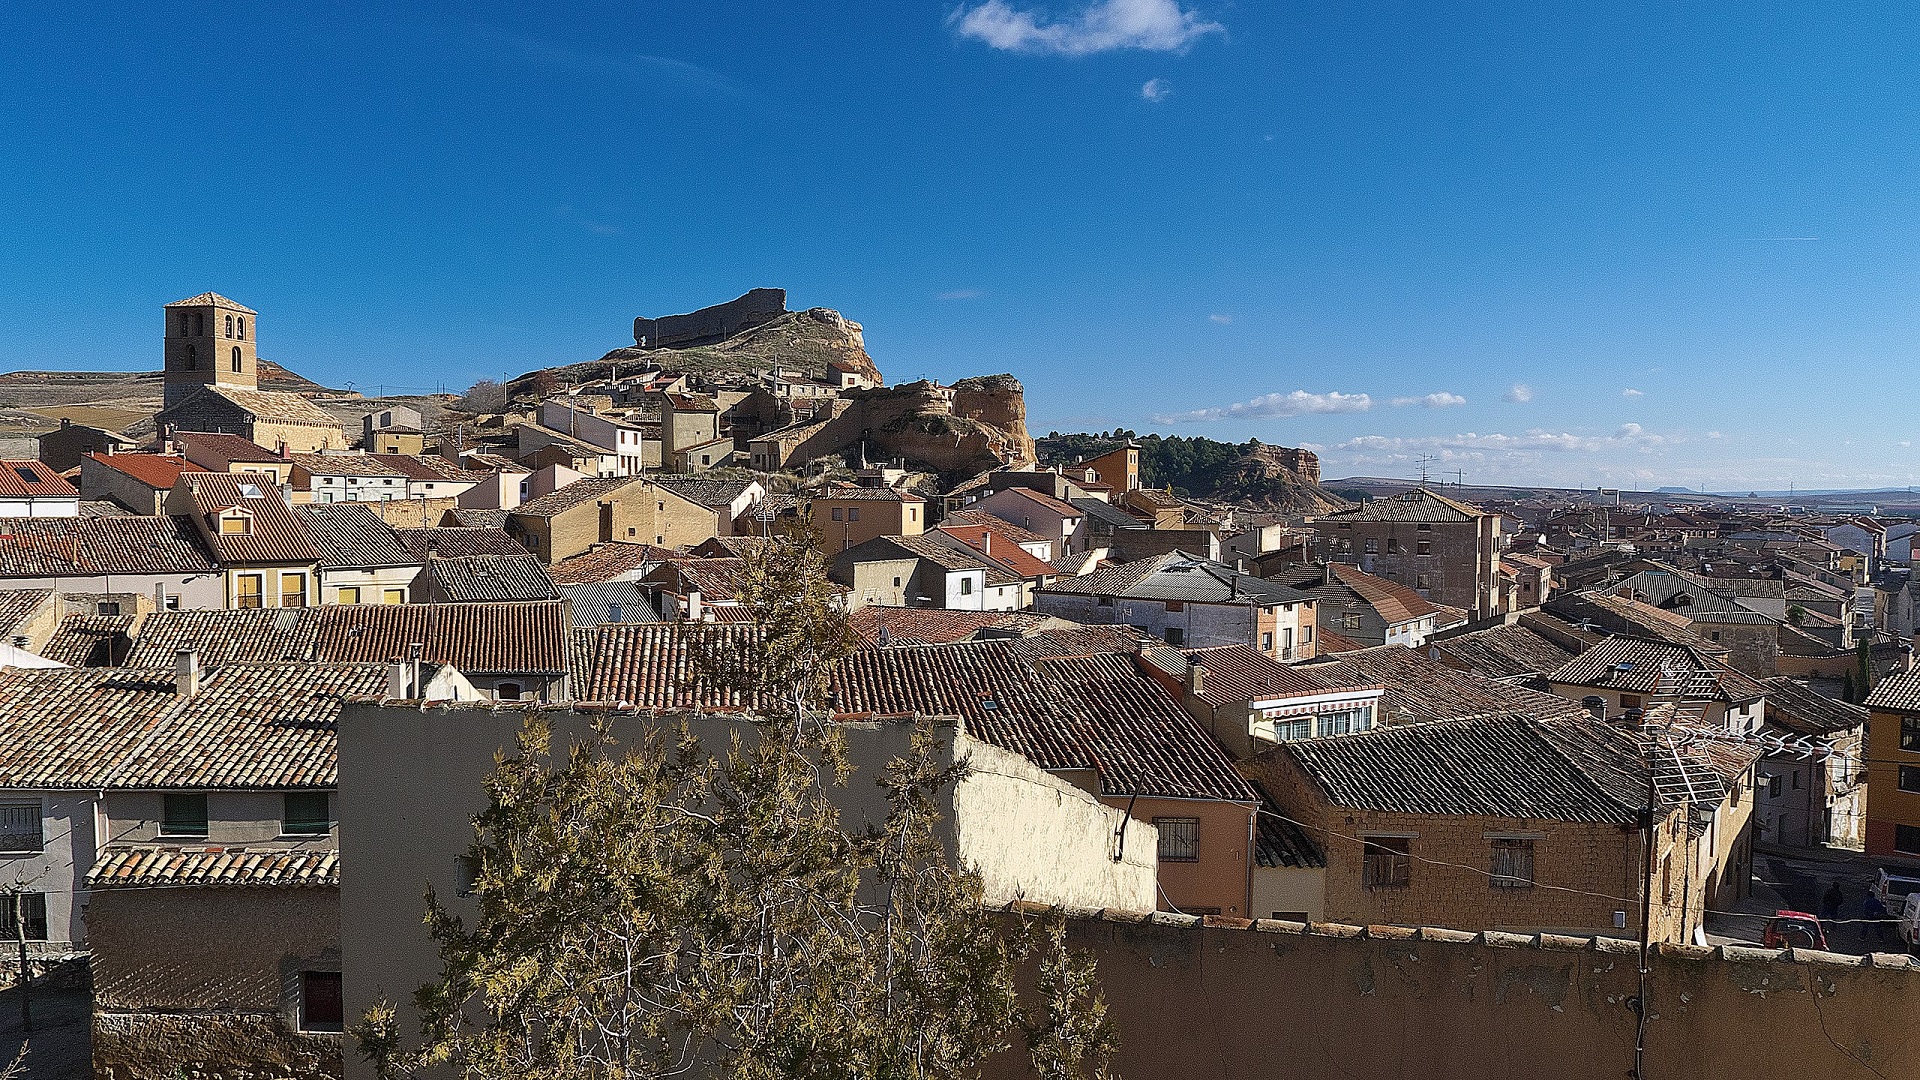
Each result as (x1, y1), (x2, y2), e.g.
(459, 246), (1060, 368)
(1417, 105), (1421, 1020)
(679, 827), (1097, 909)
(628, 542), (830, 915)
(1416, 454), (1437, 485)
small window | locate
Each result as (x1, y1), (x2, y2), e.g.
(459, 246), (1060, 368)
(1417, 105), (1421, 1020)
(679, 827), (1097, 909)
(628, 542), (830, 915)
(337, 586), (361, 605)
(1490, 839), (1535, 888)
(1621, 694), (1643, 710)
(282, 792), (331, 836)
(628, 527), (636, 537)
(165, 594), (180, 610)
(1097, 596), (1114, 607)
(0, 802), (42, 853)
(848, 507), (860, 522)
(280, 573), (307, 608)
(1710, 631), (1722, 642)
(832, 508), (843, 521)
(1364, 538), (1379, 554)
(232, 346), (242, 372)
(1165, 600), (1185, 612)
(97, 601), (121, 616)
(892, 576), (901, 587)
(160, 793), (209, 838)
(224, 314), (234, 338)
(1900, 765), (1920, 794)
(1903, 717), (1920, 752)
(12, 467), (37, 485)
(1386, 537), (1401, 553)
(1362, 837), (1412, 888)
(1417, 523), (1433, 532)
(237, 317), (246, 340)
(1272, 715), (1313, 740)
(1767, 774), (1782, 798)
(1417, 540), (1432, 556)
(496, 682), (524, 701)
(1154, 817), (1201, 862)
(1898, 824), (1920, 855)
(1342, 612), (1363, 630)
(1260, 632), (1274, 651)
(300, 971), (344, 1033)
(382, 588), (405, 604)
(960, 578), (974, 596)
(0, 893), (46, 941)
(1164, 628), (1185, 646)
(1413, 575), (1431, 590)
(220, 513), (252, 535)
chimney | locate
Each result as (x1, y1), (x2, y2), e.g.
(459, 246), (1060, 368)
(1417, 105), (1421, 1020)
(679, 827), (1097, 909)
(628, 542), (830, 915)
(387, 660), (412, 700)
(174, 649), (201, 698)
(685, 589), (703, 622)
(154, 583), (165, 610)
(1323, 561), (1336, 587)
(1185, 661), (1206, 698)
(278, 440), (290, 460)
(608, 601), (623, 623)
(60, 417), (71, 429)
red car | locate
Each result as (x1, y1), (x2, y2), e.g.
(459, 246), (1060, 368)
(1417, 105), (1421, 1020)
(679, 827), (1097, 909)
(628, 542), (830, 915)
(1762, 910), (1829, 951)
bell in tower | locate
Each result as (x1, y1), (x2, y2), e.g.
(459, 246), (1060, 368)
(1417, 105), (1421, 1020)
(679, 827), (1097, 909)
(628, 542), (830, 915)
(163, 293), (259, 409)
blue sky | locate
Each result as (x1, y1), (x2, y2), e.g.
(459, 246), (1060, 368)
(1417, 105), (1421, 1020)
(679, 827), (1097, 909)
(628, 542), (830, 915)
(3, 1), (1918, 490)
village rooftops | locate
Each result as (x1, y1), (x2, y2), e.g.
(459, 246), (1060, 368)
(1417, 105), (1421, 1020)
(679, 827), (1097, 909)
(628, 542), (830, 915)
(1040, 551), (1310, 606)
(173, 385), (342, 428)
(367, 454), (493, 483)
(0, 460), (78, 497)
(1269, 563), (1440, 626)
(0, 661), (390, 789)
(416, 553), (560, 603)
(1864, 667), (1920, 713)
(393, 526), (527, 559)
(1319, 488), (1485, 523)
(179, 472), (321, 564)
(932, 527), (1057, 579)
(510, 475), (635, 518)
(1069, 497), (1149, 529)
(88, 847), (337, 890)
(0, 516), (219, 577)
(813, 484), (924, 502)
(296, 502), (418, 569)
(848, 606), (1057, 647)
(1762, 678), (1867, 737)
(650, 476), (760, 511)
(85, 452), (208, 490)
(1178, 643), (1339, 706)
(288, 453), (409, 477)
(120, 602), (571, 675)
(939, 510), (1053, 547)
(995, 485), (1085, 519)
(548, 542), (679, 584)
(1297, 644), (1590, 725)
(1426, 623), (1582, 682)
(1547, 636), (1766, 702)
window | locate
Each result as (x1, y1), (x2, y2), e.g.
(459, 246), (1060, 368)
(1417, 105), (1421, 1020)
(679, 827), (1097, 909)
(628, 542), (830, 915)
(848, 507), (860, 522)
(628, 527), (636, 537)
(0, 802), (42, 853)
(1903, 717), (1920, 752)
(382, 588), (405, 604)
(1164, 628), (1185, 646)
(1386, 537), (1400, 553)
(235, 574), (264, 609)
(1621, 694), (1642, 711)
(1900, 766), (1920, 794)
(1165, 600), (1185, 612)
(1413, 574), (1431, 590)
(165, 594), (180, 610)
(0, 893), (46, 942)
(1364, 538), (1379, 554)
(1260, 632), (1274, 651)
(1317, 708), (1369, 736)
(1271, 715), (1313, 740)
(337, 586), (361, 605)
(300, 971), (344, 1033)
(1362, 837), (1412, 888)
(282, 792), (331, 836)
(1897, 824), (1920, 855)
(1342, 612), (1363, 630)
(960, 578), (973, 596)
(454, 855), (481, 897)
(97, 601), (121, 616)
(232, 347), (242, 372)
(1417, 523), (1433, 532)
(1490, 839), (1535, 888)
(224, 314), (234, 338)
(1154, 817), (1201, 862)
(160, 793), (209, 838)
(496, 683), (524, 701)
(237, 317), (246, 340)
(1710, 631), (1721, 642)
(1417, 540), (1432, 556)
(1097, 596), (1114, 607)
(831, 508), (843, 521)
(280, 573), (307, 608)
(1303, 625), (1314, 643)
(892, 576), (901, 587)
(1767, 774), (1782, 798)
(219, 513), (252, 534)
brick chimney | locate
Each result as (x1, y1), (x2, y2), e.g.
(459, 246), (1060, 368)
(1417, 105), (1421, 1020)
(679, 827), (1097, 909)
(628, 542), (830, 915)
(174, 649), (201, 698)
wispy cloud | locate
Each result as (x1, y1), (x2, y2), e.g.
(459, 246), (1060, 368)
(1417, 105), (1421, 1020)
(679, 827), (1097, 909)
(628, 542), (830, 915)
(1622, 388), (1644, 398)
(1140, 77), (1171, 101)
(937, 289), (984, 300)
(1207, 312), (1232, 324)
(950, 0), (1223, 55)
(1391, 392), (1467, 409)
(1337, 424), (1683, 457)
(1154, 390), (1371, 424)
(1504, 383), (1534, 403)
(462, 24), (755, 100)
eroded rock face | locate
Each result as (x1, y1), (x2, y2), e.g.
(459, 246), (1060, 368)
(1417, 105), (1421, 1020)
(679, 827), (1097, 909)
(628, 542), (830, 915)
(832, 377), (1036, 480)
(1214, 444), (1348, 513)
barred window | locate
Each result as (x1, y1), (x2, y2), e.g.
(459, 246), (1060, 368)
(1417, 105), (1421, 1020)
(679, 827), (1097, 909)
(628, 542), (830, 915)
(0, 803), (41, 853)
(1154, 817), (1201, 862)
(1903, 717), (1920, 752)
(1271, 715), (1313, 741)
(1490, 839), (1535, 888)
(1362, 837), (1411, 888)
(0, 893), (46, 941)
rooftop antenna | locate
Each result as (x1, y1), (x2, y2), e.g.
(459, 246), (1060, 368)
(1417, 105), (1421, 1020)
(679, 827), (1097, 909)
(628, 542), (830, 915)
(1415, 454), (1436, 485)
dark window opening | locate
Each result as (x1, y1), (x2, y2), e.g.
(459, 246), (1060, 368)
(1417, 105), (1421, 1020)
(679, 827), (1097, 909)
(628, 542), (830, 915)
(1362, 837), (1412, 888)
(1155, 817), (1200, 862)
(300, 971), (344, 1032)
(1897, 824), (1920, 855)
(0, 803), (42, 853)
(1490, 838), (1535, 888)
(496, 682), (524, 701)
(0, 893), (46, 941)
(160, 793), (209, 838)
(1900, 766), (1920, 794)
(283, 792), (331, 835)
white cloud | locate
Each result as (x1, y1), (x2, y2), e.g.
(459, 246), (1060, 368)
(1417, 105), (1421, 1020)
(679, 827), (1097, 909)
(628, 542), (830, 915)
(1207, 312), (1232, 324)
(1390, 392), (1467, 409)
(1141, 77), (1171, 101)
(1504, 383), (1534, 403)
(1335, 424), (1683, 457)
(937, 289), (983, 300)
(949, 0), (1223, 55)
(1154, 390), (1372, 424)
(1622, 388), (1644, 398)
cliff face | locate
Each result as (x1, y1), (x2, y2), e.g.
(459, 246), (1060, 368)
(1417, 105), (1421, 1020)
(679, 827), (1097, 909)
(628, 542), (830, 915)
(538, 307), (882, 393)
(860, 376), (1035, 479)
(1212, 444), (1349, 513)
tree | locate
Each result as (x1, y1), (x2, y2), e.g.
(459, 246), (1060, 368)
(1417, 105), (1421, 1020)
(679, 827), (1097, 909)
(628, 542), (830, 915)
(356, 537), (1118, 1080)
(459, 378), (508, 414)
(1856, 635), (1874, 703)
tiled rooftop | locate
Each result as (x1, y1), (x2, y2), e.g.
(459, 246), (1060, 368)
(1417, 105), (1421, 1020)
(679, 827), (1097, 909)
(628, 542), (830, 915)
(84, 452), (207, 490)
(393, 525), (528, 559)
(417, 554), (559, 603)
(0, 516), (219, 577)
(88, 846), (337, 889)
(0, 460), (78, 497)
(297, 502), (418, 569)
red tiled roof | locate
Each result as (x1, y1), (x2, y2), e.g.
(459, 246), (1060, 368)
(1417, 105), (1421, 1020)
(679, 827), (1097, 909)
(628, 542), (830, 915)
(569, 623), (761, 709)
(85, 452), (207, 490)
(999, 486), (1084, 519)
(938, 510), (1051, 548)
(181, 472), (320, 564)
(935, 526), (1057, 579)
(1180, 644), (1332, 705)
(0, 460), (77, 498)
(88, 846), (337, 889)
(175, 431), (282, 462)
(848, 606), (1053, 646)
(550, 542), (678, 585)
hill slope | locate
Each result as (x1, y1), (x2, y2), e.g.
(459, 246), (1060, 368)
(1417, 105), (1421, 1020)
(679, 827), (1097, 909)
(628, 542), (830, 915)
(1038, 432), (1348, 514)
(508, 307), (880, 398)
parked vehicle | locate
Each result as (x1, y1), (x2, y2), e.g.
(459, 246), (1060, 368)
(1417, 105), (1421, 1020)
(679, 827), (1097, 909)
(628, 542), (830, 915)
(1872, 868), (1920, 910)
(1898, 894), (1920, 951)
(1763, 910), (1829, 951)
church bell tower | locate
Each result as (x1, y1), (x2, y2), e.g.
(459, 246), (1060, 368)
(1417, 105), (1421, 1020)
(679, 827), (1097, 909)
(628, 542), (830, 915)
(164, 292), (259, 409)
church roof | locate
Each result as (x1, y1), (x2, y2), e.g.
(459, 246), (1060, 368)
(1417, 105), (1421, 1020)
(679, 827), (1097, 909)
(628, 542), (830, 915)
(160, 385), (342, 429)
(164, 293), (257, 314)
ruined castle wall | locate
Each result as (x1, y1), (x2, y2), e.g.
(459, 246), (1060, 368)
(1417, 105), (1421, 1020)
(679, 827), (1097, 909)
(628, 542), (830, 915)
(634, 288), (787, 348)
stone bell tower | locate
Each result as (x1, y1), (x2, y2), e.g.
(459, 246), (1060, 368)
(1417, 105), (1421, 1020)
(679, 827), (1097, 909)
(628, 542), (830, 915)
(163, 293), (259, 409)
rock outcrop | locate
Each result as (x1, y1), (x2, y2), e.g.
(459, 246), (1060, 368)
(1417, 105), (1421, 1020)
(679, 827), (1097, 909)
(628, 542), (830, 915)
(519, 306), (883, 396)
(1210, 444), (1349, 513)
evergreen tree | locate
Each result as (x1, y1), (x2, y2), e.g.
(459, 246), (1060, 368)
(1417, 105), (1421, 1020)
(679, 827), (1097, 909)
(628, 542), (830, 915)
(355, 537), (1118, 1080)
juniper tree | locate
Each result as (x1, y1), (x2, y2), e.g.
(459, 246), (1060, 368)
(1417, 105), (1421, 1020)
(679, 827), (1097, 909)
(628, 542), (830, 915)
(356, 537), (1117, 1080)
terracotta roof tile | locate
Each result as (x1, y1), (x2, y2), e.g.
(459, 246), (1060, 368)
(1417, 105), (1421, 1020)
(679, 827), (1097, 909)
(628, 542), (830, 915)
(85, 452), (208, 490)
(88, 846), (336, 889)
(393, 526), (528, 559)
(550, 542), (677, 584)
(0, 516), (218, 577)
(0, 460), (78, 497)
(181, 472), (320, 564)
(416, 554), (558, 603)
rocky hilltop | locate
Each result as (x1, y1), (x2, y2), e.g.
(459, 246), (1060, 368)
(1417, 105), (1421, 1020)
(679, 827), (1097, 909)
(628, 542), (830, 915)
(1038, 433), (1347, 514)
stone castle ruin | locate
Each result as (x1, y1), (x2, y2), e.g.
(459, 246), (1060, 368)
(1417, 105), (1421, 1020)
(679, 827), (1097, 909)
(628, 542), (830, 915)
(634, 288), (789, 349)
